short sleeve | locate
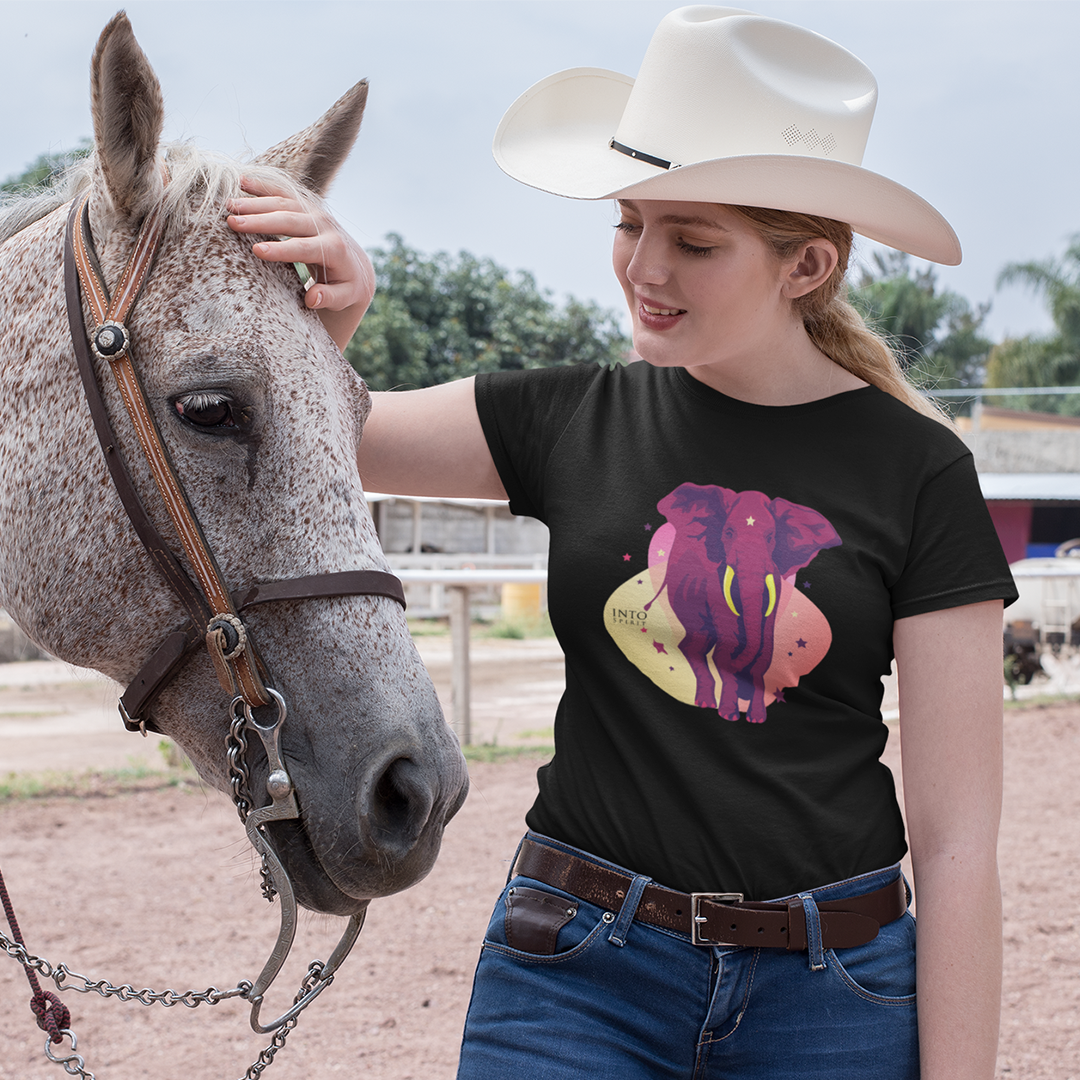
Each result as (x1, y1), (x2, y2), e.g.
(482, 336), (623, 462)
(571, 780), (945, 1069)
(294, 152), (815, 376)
(475, 366), (599, 522)
(890, 453), (1018, 620)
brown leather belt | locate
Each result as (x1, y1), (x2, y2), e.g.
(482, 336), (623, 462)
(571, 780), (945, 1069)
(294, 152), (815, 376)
(515, 838), (908, 951)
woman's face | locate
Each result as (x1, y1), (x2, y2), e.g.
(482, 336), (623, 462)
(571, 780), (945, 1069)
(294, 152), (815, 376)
(612, 199), (801, 387)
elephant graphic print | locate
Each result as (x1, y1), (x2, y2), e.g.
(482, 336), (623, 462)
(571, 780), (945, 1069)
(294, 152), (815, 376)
(605, 483), (842, 723)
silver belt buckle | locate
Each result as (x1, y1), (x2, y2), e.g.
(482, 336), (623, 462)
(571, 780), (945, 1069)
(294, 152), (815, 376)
(690, 892), (745, 946)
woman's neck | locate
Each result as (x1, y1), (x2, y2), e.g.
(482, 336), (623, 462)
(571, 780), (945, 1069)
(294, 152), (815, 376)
(681, 326), (868, 406)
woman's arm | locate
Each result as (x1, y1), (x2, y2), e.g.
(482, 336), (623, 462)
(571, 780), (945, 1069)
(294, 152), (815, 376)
(894, 599), (1004, 1080)
(227, 177), (374, 351)
(359, 379), (508, 500)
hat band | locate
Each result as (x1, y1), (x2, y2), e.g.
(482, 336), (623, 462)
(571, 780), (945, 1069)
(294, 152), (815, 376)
(609, 138), (681, 172)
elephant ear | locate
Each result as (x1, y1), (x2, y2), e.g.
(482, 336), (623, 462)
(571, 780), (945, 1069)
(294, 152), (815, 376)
(770, 499), (842, 577)
(657, 483), (735, 521)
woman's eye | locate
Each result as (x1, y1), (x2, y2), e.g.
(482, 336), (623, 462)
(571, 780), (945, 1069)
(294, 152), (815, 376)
(614, 221), (641, 236)
(677, 238), (713, 257)
(174, 392), (236, 429)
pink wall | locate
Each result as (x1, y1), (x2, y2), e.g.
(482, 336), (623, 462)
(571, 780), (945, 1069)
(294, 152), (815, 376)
(987, 501), (1032, 564)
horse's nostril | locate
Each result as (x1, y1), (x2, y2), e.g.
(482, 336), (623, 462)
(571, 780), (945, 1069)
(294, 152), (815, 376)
(366, 756), (435, 854)
(375, 759), (412, 830)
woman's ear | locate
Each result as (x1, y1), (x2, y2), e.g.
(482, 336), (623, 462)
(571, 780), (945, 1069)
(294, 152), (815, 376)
(782, 239), (839, 299)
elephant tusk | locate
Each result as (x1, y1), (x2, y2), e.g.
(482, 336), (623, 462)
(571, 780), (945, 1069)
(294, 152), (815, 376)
(765, 573), (776, 617)
(723, 565), (740, 617)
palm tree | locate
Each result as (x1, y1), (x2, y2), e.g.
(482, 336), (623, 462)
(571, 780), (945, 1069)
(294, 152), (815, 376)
(850, 251), (991, 392)
(986, 237), (1080, 412)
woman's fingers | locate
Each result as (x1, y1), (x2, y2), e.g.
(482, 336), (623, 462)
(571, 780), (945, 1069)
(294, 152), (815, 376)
(245, 232), (349, 267)
(224, 176), (375, 343)
(227, 205), (322, 239)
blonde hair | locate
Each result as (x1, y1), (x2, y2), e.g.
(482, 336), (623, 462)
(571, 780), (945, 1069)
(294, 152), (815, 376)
(728, 205), (952, 427)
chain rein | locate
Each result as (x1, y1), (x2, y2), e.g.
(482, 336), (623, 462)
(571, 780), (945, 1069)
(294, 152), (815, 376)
(0, 716), (331, 1080)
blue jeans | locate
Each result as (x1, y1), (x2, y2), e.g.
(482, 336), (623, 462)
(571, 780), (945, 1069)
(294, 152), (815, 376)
(457, 833), (918, 1079)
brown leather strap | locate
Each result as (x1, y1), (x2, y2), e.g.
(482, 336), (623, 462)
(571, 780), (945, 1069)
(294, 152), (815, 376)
(118, 570), (407, 731)
(514, 838), (908, 951)
(68, 195), (269, 708)
(232, 570), (406, 611)
(65, 199), (211, 633)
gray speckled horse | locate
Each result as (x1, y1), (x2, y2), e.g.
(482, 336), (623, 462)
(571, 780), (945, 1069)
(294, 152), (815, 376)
(0, 14), (467, 916)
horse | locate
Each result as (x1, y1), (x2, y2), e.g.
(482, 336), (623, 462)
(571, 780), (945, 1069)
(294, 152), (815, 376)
(0, 13), (468, 923)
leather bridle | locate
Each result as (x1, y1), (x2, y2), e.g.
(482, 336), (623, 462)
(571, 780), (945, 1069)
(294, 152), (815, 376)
(63, 193), (405, 731)
(62, 192), (404, 1031)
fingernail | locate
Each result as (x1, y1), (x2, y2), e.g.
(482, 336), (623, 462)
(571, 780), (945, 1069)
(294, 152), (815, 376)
(314, 290), (324, 306)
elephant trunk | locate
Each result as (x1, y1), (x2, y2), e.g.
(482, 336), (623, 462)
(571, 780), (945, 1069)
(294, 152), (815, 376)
(723, 564), (777, 670)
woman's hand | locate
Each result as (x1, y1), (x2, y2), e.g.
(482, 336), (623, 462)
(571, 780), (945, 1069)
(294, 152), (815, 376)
(226, 176), (375, 352)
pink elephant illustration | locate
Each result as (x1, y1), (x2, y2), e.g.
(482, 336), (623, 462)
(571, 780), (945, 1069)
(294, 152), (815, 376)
(645, 483), (841, 722)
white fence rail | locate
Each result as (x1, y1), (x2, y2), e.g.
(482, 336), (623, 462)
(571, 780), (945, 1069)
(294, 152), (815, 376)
(396, 569), (549, 745)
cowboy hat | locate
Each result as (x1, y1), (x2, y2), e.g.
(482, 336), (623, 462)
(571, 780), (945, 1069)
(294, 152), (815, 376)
(492, 6), (961, 265)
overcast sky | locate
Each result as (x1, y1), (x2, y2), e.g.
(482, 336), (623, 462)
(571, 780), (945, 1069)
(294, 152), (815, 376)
(4, 1), (1077, 344)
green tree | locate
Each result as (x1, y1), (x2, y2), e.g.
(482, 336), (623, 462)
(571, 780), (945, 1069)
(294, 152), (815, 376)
(985, 236), (1080, 413)
(1, 141), (92, 194)
(344, 234), (630, 390)
(849, 251), (992, 390)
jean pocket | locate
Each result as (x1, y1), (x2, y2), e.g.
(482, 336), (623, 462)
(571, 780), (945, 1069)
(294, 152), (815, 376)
(482, 877), (612, 964)
(827, 912), (917, 1004)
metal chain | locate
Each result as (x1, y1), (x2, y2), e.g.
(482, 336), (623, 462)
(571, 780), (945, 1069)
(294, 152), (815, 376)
(239, 961), (328, 1080)
(0, 931), (252, 1008)
(1, 707), (327, 1080)
(43, 1030), (93, 1080)
(227, 709), (255, 823)
(3, 924), (326, 1080)
(226, 710), (278, 901)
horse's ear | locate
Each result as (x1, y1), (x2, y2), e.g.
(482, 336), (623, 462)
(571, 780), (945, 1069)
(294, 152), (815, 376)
(90, 12), (164, 220)
(254, 80), (368, 196)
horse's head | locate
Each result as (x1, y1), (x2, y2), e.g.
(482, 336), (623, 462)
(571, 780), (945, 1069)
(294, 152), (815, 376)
(0, 13), (467, 915)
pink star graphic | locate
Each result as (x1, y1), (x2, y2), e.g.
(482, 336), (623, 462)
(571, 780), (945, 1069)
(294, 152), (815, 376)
(652, 641), (668, 654)
(623, 553), (631, 562)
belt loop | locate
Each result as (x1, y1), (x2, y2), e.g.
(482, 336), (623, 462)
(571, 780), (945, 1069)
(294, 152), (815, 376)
(608, 873), (650, 948)
(798, 892), (827, 971)
(506, 834), (529, 885)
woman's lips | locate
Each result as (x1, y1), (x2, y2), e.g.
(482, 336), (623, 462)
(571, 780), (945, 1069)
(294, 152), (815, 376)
(638, 299), (687, 329)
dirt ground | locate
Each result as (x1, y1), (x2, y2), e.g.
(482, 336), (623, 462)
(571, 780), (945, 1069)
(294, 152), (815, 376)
(0, 642), (1077, 1079)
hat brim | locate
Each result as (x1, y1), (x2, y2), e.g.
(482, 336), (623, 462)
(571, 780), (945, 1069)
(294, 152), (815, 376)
(493, 67), (961, 266)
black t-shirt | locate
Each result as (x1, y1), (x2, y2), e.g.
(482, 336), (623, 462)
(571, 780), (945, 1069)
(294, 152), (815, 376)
(476, 362), (1017, 900)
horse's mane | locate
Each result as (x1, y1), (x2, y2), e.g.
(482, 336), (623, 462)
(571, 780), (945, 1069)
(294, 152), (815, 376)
(0, 142), (315, 246)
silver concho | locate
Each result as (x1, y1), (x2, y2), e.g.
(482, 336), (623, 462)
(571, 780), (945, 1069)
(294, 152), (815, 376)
(91, 320), (130, 361)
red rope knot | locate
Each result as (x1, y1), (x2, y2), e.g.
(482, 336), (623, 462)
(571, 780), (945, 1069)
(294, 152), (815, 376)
(30, 990), (71, 1043)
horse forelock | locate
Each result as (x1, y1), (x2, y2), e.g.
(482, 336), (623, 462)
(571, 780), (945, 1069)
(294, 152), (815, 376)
(0, 141), (320, 247)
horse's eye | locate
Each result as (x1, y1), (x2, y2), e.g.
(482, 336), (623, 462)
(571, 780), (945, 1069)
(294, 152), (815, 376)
(174, 392), (236, 429)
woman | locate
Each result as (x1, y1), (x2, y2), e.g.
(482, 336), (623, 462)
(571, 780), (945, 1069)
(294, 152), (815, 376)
(228, 9), (1015, 1078)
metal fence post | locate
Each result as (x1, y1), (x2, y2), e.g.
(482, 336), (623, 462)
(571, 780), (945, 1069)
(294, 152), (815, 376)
(448, 585), (471, 745)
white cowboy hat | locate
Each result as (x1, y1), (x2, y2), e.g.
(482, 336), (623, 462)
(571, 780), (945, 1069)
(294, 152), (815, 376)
(493, 5), (961, 265)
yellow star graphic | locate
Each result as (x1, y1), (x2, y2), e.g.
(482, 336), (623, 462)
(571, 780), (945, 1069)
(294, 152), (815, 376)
(746, 516), (755, 526)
